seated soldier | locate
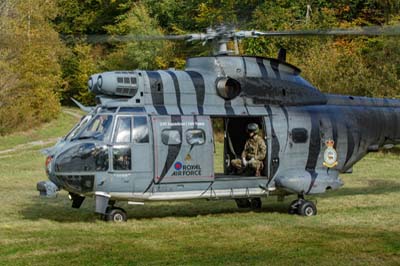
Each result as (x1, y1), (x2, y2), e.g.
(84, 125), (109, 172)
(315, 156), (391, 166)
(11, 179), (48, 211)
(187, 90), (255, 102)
(231, 123), (267, 176)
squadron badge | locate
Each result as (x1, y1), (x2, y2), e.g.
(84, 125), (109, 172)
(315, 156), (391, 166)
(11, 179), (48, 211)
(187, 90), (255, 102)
(323, 139), (338, 168)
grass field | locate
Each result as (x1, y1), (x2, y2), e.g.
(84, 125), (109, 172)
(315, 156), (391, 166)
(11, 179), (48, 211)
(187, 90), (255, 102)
(0, 110), (399, 265)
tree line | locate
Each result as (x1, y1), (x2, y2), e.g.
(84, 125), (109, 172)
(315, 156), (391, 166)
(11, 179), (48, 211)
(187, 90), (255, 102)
(0, 0), (399, 135)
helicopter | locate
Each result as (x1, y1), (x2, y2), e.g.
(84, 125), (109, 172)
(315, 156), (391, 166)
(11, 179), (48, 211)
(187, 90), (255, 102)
(37, 25), (400, 222)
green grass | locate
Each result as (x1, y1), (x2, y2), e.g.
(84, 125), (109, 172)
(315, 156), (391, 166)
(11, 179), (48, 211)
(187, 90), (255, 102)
(0, 108), (81, 151)
(0, 112), (399, 265)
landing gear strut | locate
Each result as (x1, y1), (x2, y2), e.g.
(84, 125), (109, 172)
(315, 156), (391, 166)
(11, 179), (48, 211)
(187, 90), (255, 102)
(288, 195), (317, 216)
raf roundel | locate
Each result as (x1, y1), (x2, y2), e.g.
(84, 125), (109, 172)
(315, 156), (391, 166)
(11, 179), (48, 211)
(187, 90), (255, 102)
(174, 162), (183, 170)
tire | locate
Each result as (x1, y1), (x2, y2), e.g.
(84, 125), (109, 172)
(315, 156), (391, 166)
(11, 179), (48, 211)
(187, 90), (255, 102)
(235, 198), (251, 208)
(250, 198), (262, 209)
(298, 201), (317, 216)
(106, 208), (127, 222)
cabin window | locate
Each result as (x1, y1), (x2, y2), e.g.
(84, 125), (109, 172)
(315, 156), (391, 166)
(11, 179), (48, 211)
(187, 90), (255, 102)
(161, 129), (181, 145)
(114, 117), (132, 143)
(112, 146), (131, 171)
(186, 129), (205, 145)
(291, 128), (308, 143)
(133, 116), (149, 143)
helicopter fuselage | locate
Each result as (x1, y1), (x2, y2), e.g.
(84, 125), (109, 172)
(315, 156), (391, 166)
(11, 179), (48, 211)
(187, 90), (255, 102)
(37, 55), (400, 218)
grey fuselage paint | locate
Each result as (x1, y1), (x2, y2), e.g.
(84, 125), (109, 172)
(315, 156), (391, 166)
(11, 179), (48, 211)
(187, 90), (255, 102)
(42, 55), (400, 208)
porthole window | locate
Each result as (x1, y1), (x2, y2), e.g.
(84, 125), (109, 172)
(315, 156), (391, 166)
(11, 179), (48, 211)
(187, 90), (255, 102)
(161, 129), (181, 145)
(186, 129), (205, 145)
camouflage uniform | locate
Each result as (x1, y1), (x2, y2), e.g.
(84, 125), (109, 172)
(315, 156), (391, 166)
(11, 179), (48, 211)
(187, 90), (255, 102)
(231, 135), (267, 176)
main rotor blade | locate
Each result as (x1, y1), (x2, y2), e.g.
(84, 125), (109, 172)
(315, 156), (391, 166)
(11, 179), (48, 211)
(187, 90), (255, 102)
(60, 34), (191, 44)
(250, 25), (400, 37)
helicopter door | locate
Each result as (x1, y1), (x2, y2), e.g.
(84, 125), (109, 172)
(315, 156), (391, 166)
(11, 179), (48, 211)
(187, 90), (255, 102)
(152, 116), (214, 184)
(110, 115), (135, 193)
(110, 115), (152, 193)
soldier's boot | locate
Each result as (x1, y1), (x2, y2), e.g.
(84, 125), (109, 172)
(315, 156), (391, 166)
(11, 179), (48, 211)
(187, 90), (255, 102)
(255, 163), (262, 177)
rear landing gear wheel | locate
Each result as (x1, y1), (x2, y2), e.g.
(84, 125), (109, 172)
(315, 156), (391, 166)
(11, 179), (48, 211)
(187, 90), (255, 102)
(298, 201), (317, 216)
(235, 198), (251, 208)
(250, 198), (262, 210)
(105, 207), (127, 222)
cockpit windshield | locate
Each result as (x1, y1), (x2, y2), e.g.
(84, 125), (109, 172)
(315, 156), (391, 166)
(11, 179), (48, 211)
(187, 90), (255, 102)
(75, 114), (113, 141)
(65, 114), (92, 141)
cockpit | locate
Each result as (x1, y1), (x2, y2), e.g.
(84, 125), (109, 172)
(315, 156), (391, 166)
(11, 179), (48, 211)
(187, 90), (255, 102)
(49, 106), (150, 193)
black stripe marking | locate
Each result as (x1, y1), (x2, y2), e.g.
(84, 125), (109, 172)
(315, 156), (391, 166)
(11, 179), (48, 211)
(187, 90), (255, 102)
(147, 71), (167, 115)
(186, 71), (205, 115)
(187, 116), (198, 155)
(265, 106), (280, 179)
(143, 180), (154, 194)
(157, 116), (182, 184)
(328, 111), (338, 149)
(166, 71), (183, 114)
(224, 101), (235, 115)
(344, 123), (355, 167)
(256, 57), (268, 79)
(270, 60), (281, 79)
(306, 110), (320, 194)
(280, 106), (289, 151)
(242, 57), (247, 76)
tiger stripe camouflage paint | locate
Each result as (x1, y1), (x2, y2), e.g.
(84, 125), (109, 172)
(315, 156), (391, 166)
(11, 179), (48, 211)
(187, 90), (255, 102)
(51, 55), (400, 207)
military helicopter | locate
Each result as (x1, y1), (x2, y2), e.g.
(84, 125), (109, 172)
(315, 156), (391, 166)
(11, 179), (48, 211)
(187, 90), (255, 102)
(37, 25), (400, 222)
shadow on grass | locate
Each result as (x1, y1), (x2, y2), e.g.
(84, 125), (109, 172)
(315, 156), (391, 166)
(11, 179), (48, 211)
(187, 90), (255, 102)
(20, 197), (99, 223)
(21, 178), (399, 222)
(379, 146), (400, 155)
(321, 179), (400, 198)
(21, 196), (291, 223)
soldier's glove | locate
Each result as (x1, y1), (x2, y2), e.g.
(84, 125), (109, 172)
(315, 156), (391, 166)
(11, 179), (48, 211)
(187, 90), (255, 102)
(242, 157), (248, 166)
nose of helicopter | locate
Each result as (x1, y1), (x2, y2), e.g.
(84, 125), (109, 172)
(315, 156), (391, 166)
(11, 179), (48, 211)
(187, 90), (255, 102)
(37, 155), (61, 197)
(37, 180), (59, 198)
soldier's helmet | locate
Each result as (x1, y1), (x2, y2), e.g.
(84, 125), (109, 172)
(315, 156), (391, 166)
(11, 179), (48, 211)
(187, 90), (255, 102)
(246, 123), (259, 134)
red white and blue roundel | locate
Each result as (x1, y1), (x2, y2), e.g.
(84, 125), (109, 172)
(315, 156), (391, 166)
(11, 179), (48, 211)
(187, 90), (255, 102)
(174, 161), (183, 170)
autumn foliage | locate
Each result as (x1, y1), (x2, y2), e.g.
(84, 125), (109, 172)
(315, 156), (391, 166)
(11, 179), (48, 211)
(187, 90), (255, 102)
(0, 0), (400, 135)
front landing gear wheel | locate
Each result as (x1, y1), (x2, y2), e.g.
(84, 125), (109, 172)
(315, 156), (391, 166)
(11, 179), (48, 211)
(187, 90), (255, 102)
(106, 207), (127, 222)
(298, 201), (317, 216)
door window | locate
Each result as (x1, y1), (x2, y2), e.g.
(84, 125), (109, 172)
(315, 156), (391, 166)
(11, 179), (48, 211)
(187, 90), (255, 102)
(114, 117), (132, 143)
(133, 116), (149, 143)
(112, 146), (131, 171)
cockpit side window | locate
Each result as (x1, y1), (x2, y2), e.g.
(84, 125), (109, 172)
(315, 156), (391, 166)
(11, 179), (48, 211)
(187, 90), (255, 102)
(65, 115), (92, 141)
(79, 114), (113, 141)
(114, 117), (132, 143)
